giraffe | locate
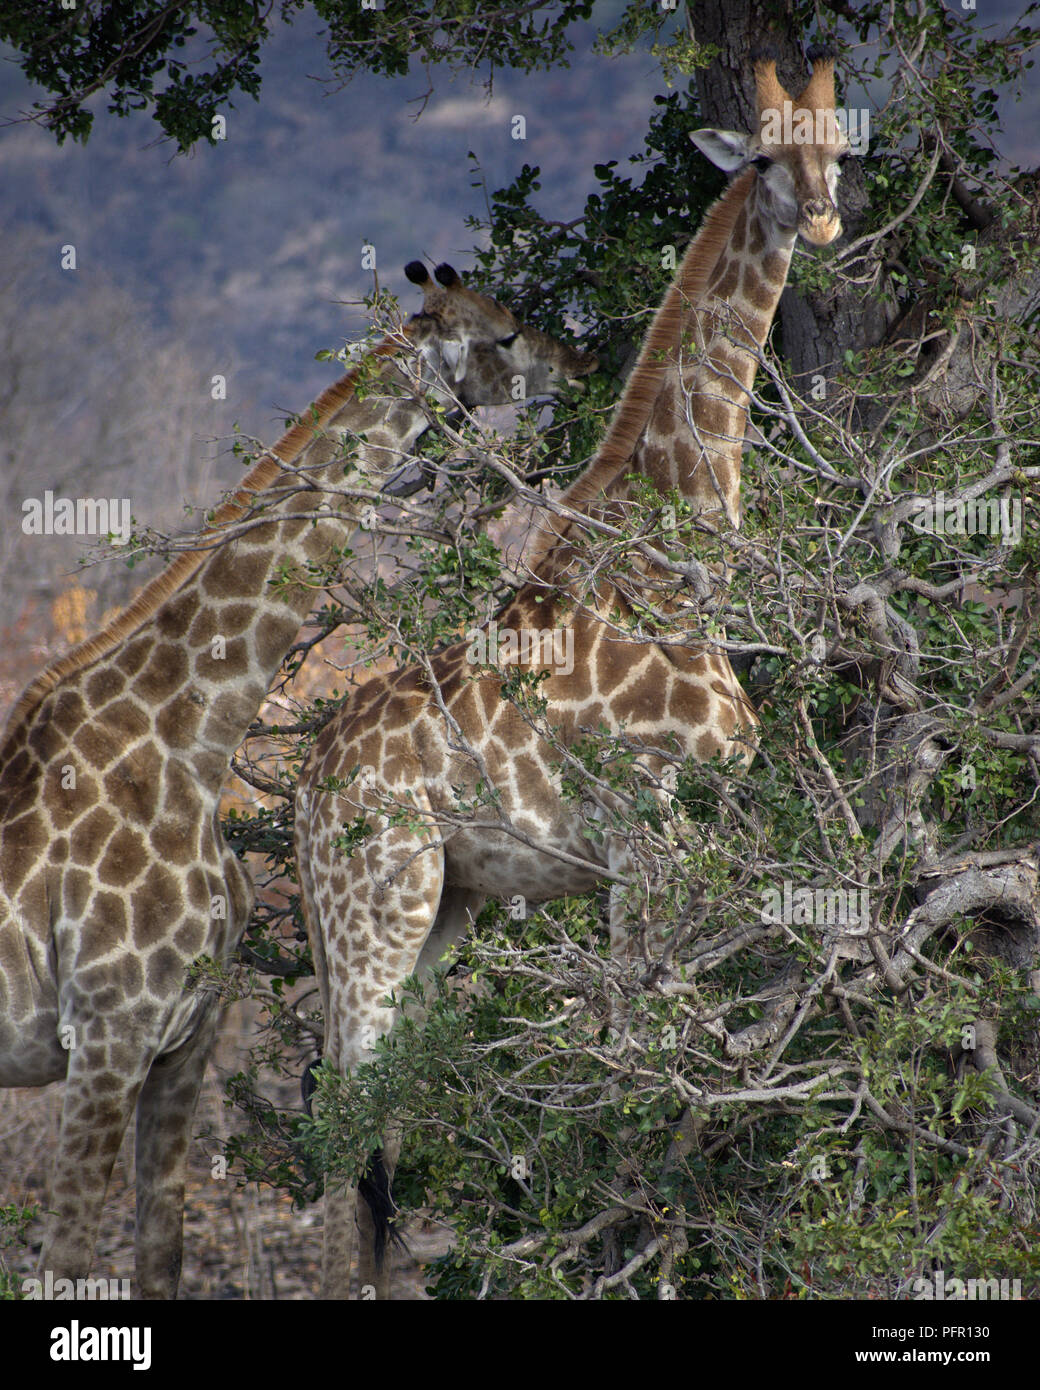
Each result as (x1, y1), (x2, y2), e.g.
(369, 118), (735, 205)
(294, 47), (851, 1298)
(0, 260), (594, 1299)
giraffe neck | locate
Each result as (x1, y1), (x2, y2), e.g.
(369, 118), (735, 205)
(624, 177), (796, 527)
(529, 172), (795, 578)
(3, 355), (433, 790)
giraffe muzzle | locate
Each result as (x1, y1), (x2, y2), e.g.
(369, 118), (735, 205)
(798, 200), (842, 245)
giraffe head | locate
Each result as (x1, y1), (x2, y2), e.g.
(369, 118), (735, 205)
(403, 261), (597, 405)
(690, 45), (850, 246)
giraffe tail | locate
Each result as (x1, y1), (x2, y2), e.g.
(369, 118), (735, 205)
(301, 1056), (322, 1115)
(358, 1150), (409, 1266)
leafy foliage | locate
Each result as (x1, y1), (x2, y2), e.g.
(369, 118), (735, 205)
(2, 0), (615, 150)
(0, 1204), (39, 1299)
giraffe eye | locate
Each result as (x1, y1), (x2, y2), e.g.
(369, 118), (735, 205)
(496, 333), (519, 349)
(752, 154), (773, 172)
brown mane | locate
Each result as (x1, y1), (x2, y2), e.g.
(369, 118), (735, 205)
(528, 170), (754, 569)
(2, 330), (412, 744)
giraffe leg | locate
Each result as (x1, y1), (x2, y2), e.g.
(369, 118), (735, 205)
(322, 1175), (361, 1299)
(354, 886), (485, 1300)
(608, 829), (673, 970)
(606, 838), (643, 1045)
(605, 841), (648, 1142)
(37, 1026), (151, 1286)
(133, 999), (220, 1299)
(312, 806), (448, 1299)
(295, 793), (359, 1301)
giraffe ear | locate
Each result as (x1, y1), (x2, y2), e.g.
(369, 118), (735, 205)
(690, 129), (752, 173)
(440, 338), (470, 383)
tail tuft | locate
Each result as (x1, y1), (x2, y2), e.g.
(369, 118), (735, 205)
(358, 1149), (408, 1267)
(301, 1057), (322, 1116)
